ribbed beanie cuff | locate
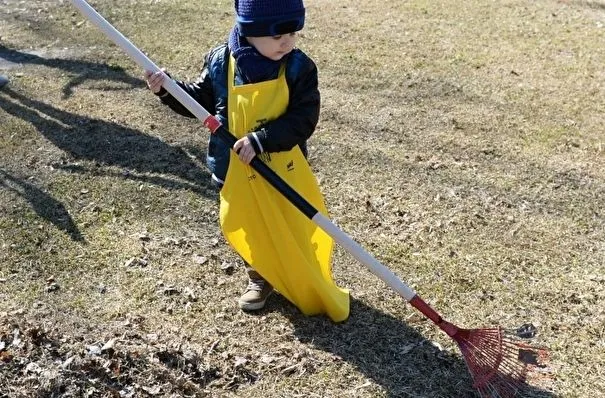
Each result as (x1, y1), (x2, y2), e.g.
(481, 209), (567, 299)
(235, 0), (305, 37)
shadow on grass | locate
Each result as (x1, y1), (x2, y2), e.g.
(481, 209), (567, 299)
(0, 169), (84, 242)
(578, 1), (605, 11)
(0, 87), (213, 197)
(0, 44), (145, 99)
(271, 295), (555, 398)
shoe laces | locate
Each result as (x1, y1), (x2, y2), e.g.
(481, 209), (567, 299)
(246, 278), (265, 292)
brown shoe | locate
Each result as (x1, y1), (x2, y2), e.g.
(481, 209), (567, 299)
(238, 270), (272, 311)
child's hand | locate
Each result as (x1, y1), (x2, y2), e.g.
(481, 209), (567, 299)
(233, 136), (257, 164)
(144, 69), (167, 94)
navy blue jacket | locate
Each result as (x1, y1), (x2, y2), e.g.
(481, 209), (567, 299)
(157, 43), (320, 182)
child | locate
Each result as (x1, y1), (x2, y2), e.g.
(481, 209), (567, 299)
(145, 0), (349, 321)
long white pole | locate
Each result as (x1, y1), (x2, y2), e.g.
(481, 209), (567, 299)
(69, 0), (222, 132)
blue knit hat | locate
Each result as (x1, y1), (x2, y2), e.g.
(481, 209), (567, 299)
(235, 0), (305, 37)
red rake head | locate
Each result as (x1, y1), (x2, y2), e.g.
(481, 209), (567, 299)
(453, 327), (549, 398)
(408, 297), (549, 397)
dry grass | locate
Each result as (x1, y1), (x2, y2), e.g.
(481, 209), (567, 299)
(1, 0), (604, 397)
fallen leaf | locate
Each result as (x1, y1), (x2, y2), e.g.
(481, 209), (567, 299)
(61, 356), (75, 369)
(193, 255), (207, 265)
(0, 351), (13, 362)
(102, 338), (117, 352)
(220, 261), (235, 274)
(25, 362), (42, 374)
(87, 345), (102, 356)
(234, 356), (247, 368)
(516, 323), (537, 339)
(142, 385), (161, 395)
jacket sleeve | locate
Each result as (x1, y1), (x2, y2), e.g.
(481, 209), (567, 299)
(157, 52), (216, 118)
(254, 52), (320, 153)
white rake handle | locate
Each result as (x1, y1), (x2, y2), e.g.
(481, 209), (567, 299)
(69, 0), (418, 304)
(70, 0), (220, 132)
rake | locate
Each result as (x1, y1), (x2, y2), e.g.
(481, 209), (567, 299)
(70, 1), (548, 396)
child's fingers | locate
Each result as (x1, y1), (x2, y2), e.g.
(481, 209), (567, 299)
(152, 73), (165, 86)
(234, 138), (258, 164)
(238, 146), (255, 164)
(145, 72), (165, 93)
(234, 141), (250, 164)
(143, 70), (167, 92)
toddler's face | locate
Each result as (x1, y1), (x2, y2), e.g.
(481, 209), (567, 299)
(247, 33), (297, 61)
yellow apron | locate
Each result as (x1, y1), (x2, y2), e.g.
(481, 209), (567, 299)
(220, 56), (349, 322)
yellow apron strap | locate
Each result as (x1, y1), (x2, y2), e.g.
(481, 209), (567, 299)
(219, 56), (349, 322)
